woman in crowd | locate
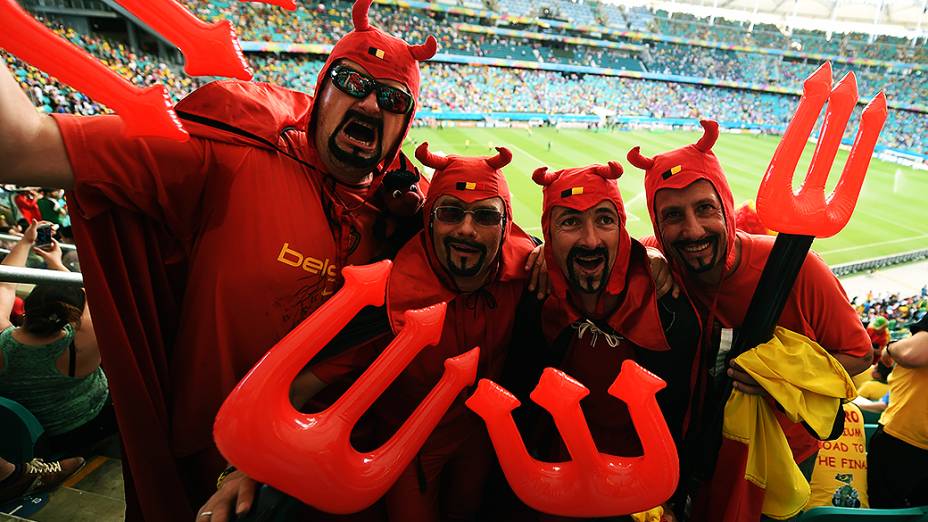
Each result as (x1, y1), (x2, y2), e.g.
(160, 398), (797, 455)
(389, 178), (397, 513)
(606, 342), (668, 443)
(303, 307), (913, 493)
(0, 221), (114, 457)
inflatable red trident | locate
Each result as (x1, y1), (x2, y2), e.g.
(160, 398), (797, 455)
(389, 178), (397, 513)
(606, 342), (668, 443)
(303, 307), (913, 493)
(465, 360), (679, 517)
(213, 261), (480, 514)
(694, 62), (887, 483)
(0, 0), (261, 141)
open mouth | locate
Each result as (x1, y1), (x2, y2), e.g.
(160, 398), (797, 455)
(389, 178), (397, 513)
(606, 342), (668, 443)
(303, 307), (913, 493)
(573, 253), (605, 272)
(565, 246), (610, 294)
(672, 235), (720, 273)
(450, 242), (481, 255)
(681, 238), (713, 254)
(342, 119), (378, 146)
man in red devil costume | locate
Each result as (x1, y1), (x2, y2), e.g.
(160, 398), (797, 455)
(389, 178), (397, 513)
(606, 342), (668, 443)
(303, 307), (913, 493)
(629, 120), (871, 521)
(509, 162), (700, 519)
(0, 1), (436, 518)
(230, 142), (539, 521)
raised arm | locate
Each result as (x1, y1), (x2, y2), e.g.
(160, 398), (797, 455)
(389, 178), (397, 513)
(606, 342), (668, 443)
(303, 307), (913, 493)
(0, 220), (47, 329)
(1, 64), (73, 188)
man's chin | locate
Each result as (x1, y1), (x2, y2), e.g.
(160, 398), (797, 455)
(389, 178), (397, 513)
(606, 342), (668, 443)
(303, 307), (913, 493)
(568, 274), (607, 295)
(328, 138), (382, 170)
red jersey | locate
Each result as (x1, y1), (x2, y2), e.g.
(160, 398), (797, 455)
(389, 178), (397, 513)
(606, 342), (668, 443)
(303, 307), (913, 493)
(688, 231), (870, 461)
(56, 83), (391, 456)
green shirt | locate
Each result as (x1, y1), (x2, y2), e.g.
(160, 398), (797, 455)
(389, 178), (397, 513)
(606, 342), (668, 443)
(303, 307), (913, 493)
(0, 325), (108, 436)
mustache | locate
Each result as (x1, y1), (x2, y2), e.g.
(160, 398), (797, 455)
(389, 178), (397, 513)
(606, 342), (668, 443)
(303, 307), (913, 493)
(567, 246), (608, 261)
(670, 234), (719, 251)
(443, 237), (487, 254)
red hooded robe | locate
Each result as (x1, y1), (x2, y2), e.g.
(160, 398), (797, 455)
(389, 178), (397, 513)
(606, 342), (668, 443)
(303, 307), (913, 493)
(50, 0), (437, 518)
(311, 143), (536, 518)
(631, 120), (870, 522)
(532, 162), (689, 458)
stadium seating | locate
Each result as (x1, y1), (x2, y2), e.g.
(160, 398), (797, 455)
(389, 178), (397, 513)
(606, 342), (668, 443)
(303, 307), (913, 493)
(796, 506), (928, 521)
(0, 396), (44, 465)
(5, 0), (927, 157)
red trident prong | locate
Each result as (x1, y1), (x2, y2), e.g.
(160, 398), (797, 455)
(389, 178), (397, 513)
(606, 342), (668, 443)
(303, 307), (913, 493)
(239, 0), (297, 10)
(214, 260), (480, 514)
(757, 62), (888, 238)
(465, 360), (678, 518)
(0, 0), (187, 141)
(115, 0), (253, 80)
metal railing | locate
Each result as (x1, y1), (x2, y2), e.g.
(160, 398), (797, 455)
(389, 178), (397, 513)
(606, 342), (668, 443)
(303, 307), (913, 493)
(0, 266), (83, 286)
(831, 248), (928, 277)
(0, 233), (77, 251)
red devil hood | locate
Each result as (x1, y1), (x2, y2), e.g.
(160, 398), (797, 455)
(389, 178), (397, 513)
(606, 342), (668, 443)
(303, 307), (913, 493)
(533, 161), (632, 313)
(388, 143), (534, 330)
(175, 80), (317, 162)
(309, 0), (437, 168)
(630, 120), (737, 276)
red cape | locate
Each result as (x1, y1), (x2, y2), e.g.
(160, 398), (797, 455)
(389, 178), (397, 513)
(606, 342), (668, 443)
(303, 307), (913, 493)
(65, 81), (412, 520)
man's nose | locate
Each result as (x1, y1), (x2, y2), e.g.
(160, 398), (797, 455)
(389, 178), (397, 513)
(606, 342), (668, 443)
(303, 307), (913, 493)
(679, 211), (703, 238)
(355, 90), (380, 114)
(577, 218), (600, 248)
(456, 213), (477, 237)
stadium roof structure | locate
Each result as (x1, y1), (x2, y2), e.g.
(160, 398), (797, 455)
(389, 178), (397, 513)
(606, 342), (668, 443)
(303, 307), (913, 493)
(612, 0), (928, 37)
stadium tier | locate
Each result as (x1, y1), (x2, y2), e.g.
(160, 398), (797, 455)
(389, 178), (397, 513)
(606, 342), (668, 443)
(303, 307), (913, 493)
(5, 0), (928, 157)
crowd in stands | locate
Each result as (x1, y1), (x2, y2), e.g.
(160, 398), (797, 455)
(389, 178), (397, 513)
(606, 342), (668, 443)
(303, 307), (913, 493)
(853, 287), (928, 337)
(4, 3), (927, 157)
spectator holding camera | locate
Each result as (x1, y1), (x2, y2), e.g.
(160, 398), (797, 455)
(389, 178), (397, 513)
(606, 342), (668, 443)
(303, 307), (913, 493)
(0, 222), (115, 458)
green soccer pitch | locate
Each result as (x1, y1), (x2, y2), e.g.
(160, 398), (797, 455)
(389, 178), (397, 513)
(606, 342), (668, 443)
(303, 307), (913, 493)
(404, 126), (928, 266)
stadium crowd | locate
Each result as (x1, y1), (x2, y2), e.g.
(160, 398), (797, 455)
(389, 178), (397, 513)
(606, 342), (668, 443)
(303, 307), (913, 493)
(1, 1), (927, 520)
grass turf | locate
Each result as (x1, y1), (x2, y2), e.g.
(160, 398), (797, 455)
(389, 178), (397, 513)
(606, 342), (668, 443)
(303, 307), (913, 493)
(404, 126), (928, 266)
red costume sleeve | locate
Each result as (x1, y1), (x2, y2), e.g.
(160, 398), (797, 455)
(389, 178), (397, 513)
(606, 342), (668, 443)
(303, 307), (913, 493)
(53, 114), (210, 244)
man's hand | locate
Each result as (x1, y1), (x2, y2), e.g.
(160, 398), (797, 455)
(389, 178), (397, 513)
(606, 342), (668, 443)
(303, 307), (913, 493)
(525, 243), (551, 300)
(728, 360), (767, 396)
(196, 470), (257, 522)
(645, 247), (679, 299)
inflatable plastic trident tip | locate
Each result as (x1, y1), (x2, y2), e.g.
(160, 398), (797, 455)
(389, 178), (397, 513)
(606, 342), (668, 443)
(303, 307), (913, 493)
(465, 360), (678, 518)
(214, 260), (481, 514)
(756, 61), (887, 238)
(1, 0), (256, 141)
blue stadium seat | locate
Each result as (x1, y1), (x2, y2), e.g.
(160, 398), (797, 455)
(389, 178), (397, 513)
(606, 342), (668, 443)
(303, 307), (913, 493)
(0, 395), (44, 464)
(797, 506), (928, 521)
(861, 409), (882, 425)
(864, 423), (878, 448)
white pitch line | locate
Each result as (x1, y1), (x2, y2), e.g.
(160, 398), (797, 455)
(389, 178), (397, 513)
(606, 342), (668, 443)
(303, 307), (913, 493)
(818, 233), (928, 255)
(862, 210), (926, 236)
(504, 143), (551, 171)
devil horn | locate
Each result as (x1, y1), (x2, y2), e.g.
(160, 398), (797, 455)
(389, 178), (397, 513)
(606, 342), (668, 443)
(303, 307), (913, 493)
(352, 0), (372, 31)
(532, 166), (559, 186)
(415, 142), (451, 170)
(694, 120), (719, 152)
(485, 147), (512, 170)
(626, 147), (654, 170)
(409, 35), (438, 62)
(599, 161), (623, 180)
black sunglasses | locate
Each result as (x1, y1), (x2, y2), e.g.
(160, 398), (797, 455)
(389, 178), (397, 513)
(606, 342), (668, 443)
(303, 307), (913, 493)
(329, 65), (414, 115)
(433, 206), (504, 227)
